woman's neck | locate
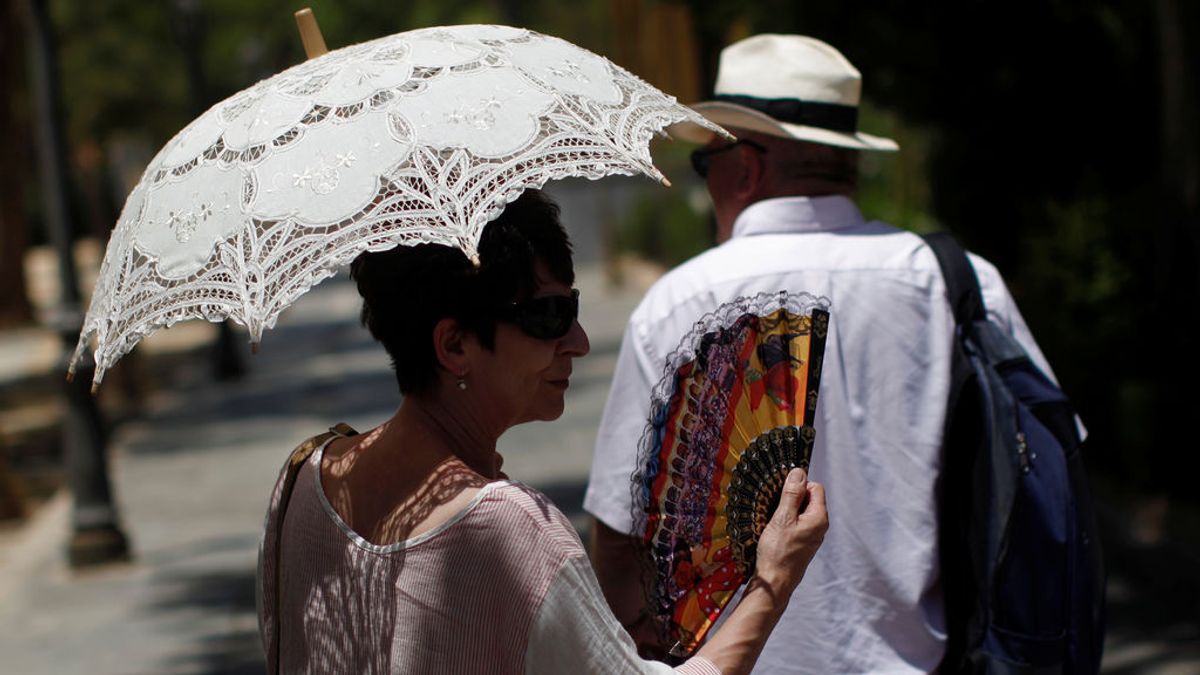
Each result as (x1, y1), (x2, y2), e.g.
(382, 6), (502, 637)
(397, 393), (501, 479)
(319, 392), (502, 546)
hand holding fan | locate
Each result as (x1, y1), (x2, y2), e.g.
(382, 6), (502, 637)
(633, 291), (831, 656)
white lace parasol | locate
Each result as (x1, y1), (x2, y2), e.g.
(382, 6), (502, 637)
(70, 24), (727, 389)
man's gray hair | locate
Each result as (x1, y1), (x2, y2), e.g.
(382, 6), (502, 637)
(768, 138), (860, 189)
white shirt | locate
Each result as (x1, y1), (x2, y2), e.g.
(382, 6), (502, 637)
(584, 195), (1060, 674)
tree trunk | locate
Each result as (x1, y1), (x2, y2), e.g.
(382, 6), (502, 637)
(1151, 0), (1199, 501)
(24, 0), (128, 566)
(0, 0), (34, 328)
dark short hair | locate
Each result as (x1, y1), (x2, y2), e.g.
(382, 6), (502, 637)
(350, 189), (574, 396)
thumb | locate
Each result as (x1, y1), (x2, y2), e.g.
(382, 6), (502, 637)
(771, 468), (808, 525)
(798, 481), (827, 523)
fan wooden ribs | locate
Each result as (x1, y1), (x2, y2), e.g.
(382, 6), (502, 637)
(727, 424), (813, 575)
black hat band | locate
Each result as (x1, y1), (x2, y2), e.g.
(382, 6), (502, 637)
(713, 94), (858, 134)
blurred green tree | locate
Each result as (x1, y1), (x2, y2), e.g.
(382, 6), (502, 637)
(11, 0), (1196, 511)
(781, 1), (1199, 506)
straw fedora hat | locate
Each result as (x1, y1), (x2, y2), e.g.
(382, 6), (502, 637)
(672, 34), (898, 152)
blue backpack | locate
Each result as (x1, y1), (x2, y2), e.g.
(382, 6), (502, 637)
(923, 233), (1106, 674)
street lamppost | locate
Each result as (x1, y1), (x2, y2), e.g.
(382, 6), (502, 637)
(23, 0), (129, 567)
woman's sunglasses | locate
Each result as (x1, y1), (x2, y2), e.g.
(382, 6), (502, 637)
(497, 289), (580, 340)
(690, 139), (768, 178)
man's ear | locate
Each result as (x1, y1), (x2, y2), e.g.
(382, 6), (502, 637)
(432, 317), (471, 377)
(735, 145), (766, 201)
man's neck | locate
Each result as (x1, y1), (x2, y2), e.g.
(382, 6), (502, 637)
(765, 181), (855, 200)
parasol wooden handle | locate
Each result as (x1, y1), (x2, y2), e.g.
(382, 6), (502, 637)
(294, 8), (328, 60)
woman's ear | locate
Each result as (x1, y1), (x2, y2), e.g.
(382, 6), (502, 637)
(432, 317), (471, 377)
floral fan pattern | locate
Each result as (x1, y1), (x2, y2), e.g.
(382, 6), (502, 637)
(633, 291), (831, 656)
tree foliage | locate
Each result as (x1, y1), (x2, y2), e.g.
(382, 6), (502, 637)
(12, 0), (1197, 503)
(767, 1), (1198, 501)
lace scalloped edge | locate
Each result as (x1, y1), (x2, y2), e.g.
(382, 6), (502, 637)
(650, 290), (831, 404)
(72, 108), (726, 389)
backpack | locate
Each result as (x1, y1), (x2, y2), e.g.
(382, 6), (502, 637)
(923, 232), (1106, 675)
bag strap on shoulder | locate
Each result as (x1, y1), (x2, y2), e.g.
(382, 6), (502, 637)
(269, 423), (358, 673)
(921, 231), (987, 326)
(279, 423), (358, 502)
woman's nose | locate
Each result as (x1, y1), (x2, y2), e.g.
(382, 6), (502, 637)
(561, 319), (590, 357)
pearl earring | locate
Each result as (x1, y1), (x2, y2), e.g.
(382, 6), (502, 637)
(456, 375), (468, 391)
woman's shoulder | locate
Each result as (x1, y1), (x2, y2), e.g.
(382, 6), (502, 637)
(479, 481), (586, 556)
(482, 481), (572, 528)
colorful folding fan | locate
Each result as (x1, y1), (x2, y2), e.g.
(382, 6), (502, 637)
(635, 291), (831, 656)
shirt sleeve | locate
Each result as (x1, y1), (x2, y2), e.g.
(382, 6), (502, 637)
(584, 317), (660, 534)
(524, 555), (721, 675)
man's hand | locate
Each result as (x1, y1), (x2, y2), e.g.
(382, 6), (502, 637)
(588, 518), (669, 658)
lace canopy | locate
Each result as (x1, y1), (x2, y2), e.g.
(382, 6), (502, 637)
(71, 24), (726, 389)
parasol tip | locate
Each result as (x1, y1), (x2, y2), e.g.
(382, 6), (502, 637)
(294, 8), (329, 60)
(469, 253), (481, 268)
(660, 176), (673, 188)
(251, 341), (261, 355)
(90, 382), (99, 395)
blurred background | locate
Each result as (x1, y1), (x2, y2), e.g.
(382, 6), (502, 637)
(0, 0), (1196, 672)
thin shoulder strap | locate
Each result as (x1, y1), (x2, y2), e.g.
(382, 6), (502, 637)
(922, 231), (987, 326)
(268, 423), (358, 673)
(277, 424), (358, 516)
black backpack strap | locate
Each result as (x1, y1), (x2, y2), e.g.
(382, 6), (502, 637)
(922, 232), (987, 325)
(922, 232), (988, 674)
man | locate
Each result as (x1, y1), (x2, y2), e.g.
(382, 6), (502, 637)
(584, 34), (1064, 672)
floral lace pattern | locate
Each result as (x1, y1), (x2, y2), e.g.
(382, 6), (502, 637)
(71, 24), (726, 387)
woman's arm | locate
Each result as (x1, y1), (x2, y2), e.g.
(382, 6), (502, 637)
(526, 469), (826, 675)
(524, 553), (719, 675)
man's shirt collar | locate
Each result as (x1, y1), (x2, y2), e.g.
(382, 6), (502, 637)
(730, 195), (866, 239)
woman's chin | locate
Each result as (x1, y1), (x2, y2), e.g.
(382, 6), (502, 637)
(524, 398), (566, 423)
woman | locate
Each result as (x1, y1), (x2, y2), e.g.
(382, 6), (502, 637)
(257, 190), (827, 674)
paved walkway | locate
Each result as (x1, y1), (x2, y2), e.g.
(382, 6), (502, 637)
(0, 258), (651, 675)
(0, 182), (1196, 671)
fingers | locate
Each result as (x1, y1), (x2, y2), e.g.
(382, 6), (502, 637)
(797, 482), (829, 533)
(770, 468), (808, 526)
(806, 481), (825, 509)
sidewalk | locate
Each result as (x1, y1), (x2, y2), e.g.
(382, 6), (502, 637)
(0, 259), (655, 674)
(0, 257), (1196, 672)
